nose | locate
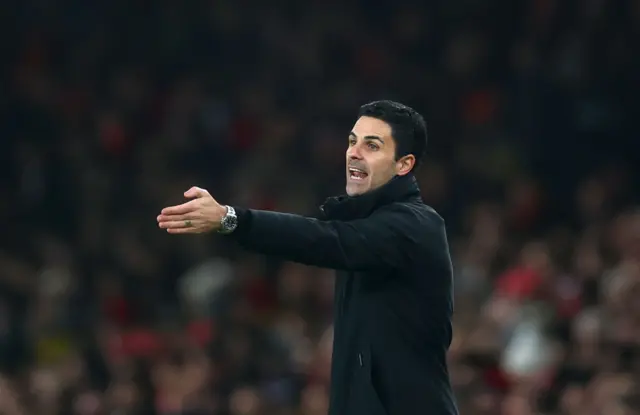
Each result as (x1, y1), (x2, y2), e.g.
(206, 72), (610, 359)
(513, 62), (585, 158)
(347, 145), (363, 160)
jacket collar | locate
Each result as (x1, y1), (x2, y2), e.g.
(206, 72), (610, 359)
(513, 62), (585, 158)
(320, 174), (422, 220)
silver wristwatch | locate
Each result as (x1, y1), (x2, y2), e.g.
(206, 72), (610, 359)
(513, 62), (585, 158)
(218, 205), (238, 234)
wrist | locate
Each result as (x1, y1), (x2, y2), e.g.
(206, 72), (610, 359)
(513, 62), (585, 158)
(217, 205), (238, 234)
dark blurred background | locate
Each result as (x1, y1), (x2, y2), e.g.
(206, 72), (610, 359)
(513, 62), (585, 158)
(1, 1), (640, 414)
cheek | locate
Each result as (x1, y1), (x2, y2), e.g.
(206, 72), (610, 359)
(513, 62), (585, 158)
(370, 160), (397, 182)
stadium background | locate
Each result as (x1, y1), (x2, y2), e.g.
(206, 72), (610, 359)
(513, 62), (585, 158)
(1, 0), (640, 414)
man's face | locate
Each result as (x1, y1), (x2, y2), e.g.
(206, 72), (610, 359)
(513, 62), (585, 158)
(346, 116), (412, 196)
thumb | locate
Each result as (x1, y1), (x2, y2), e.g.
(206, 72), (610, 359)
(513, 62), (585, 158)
(184, 186), (209, 199)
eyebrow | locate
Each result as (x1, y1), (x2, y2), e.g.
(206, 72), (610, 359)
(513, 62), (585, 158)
(349, 131), (385, 144)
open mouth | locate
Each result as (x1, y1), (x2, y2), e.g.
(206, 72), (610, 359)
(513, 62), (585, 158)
(348, 167), (368, 181)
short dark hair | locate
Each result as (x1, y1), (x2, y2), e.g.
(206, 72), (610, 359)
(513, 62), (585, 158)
(358, 100), (427, 170)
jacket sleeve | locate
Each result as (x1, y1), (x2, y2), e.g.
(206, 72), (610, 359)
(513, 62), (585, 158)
(227, 205), (421, 271)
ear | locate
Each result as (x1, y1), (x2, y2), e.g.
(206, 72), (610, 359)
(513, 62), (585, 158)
(395, 154), (415, 176)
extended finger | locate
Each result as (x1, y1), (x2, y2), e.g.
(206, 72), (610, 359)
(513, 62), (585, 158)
(161, 200), (198, 215)
(167, 227), (204, 234)
(157, 213), (195, 223)
(158, 220), (199, 229)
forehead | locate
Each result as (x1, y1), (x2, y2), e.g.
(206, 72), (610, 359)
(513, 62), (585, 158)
(351, 116), (393, 140)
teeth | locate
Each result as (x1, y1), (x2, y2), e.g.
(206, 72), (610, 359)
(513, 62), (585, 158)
(349, 167), (367, 181)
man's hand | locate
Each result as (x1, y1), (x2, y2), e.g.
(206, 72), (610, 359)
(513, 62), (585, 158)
(157, 187), (227, 234)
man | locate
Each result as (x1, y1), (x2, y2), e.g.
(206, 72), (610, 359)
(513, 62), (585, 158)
(157, 100), (458, 415)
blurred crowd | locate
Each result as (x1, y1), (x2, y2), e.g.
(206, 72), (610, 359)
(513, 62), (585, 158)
(1, 0), (640, 414)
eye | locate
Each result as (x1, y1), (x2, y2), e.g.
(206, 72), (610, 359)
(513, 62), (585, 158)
(367, 142), (379, 150)
(348, 138), (357, 146)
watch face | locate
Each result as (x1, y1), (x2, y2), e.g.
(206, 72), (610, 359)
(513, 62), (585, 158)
(223, 215), (238, 230)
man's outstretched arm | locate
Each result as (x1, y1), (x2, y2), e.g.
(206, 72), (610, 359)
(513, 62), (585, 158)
(229, 206), (422, 271)
(157, 186), (425, 271)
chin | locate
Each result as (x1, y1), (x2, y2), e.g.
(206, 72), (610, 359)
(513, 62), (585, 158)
(346, 188), (359, 196)
(346, 182), (369, 196)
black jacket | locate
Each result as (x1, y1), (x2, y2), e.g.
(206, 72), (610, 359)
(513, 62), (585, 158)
(231, 174), (458, 415)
